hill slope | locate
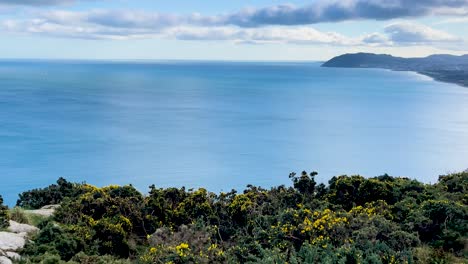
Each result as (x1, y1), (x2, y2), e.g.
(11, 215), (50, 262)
(322, 53), (468, 87)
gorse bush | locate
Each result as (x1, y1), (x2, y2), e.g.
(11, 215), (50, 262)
(18, 171), (468, 263)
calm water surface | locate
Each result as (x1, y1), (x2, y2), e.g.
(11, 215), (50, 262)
(1, 61), (468, 204)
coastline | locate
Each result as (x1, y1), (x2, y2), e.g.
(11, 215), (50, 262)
(321, 53), (468, 88)
(416, 70), (467, 88)
(324, 65), (467, 88)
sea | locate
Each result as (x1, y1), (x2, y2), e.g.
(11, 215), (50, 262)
(1, 60), (468, 205)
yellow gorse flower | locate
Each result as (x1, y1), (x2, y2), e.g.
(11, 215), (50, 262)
(175, 242), (190, 257)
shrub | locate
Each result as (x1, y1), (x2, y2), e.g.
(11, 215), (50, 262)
(141, 223), (226, 264)
(69, 252), (132, 264)
(17, 177), (84, 209)
(17, 172), (468, 263)
(0, 195), (9, 228)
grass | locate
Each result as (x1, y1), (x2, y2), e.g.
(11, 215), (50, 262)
(8, 207), (49, 227)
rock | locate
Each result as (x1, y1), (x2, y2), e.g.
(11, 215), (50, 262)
(25, 204), (59, 217)
(7, 221), (38, 234)
(0, 256), (12, 264)
(0, 232), (25, 251)
(41, 204), (60, 210)
(0, 221), (34, 263)
(5, 252), (20, 260)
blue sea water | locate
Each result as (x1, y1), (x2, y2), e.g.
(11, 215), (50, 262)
(1, 60), (468, 205)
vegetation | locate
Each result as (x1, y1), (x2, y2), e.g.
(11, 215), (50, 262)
(9, 207), (29, 224)
(0, 195), (9, 229)
(8, 207), (49, 226)
(16, 177), (85, 209)
(7, 171), (468, 263)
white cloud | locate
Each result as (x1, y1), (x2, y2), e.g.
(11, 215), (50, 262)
(3, 0), (468, 23)
(0, 19), (162, 40)
(0, 17), (359, 45)
(220, 0), (468, 27)
(362, 33), (391, 45)
(384, 22), (462, 44)
(0, 9), (465, 51)
(167, 26), (360, 46)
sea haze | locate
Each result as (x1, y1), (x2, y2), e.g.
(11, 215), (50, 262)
(1, 60), (468, 205)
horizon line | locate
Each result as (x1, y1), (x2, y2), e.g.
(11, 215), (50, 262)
(0, 58), (326, 63)
(0, 52), (466, 63)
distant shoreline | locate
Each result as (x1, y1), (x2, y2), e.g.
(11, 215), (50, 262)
(395, 68), (466, 88)
(415, 70), (467, 88)
(322, 53), (468, 88)
(332, 68), (467, 88)
(394, 69), (464, 88)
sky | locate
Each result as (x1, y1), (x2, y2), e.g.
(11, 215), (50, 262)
(0, 0), (467, 60)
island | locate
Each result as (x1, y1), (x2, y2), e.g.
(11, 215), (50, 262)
(322, 53), (468, 87)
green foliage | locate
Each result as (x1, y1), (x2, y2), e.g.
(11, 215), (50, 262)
(17, 177), (84, 209)
(18, 171), (468, 263)
(19, 252), (132, 264)
(53, 184), (145, 258)
(27, 212), (49, 227)
(436, 172), (468, 205)
(0, 195), (9, 229)
(289, 171), (317, 196)
(409, 199), (467, 253)
(68, 252), (133, 264)
(22, 221), (87, 261)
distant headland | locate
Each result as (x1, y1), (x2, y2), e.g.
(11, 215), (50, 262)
(322, 53), (468, 87)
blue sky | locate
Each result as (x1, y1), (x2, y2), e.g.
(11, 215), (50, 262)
(0, 0), (467, 60)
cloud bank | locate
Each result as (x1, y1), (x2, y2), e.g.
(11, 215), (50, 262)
(2, 10), (462, 49)
(0, 14), (359, 45)
(221, 0), (468, 27)
(2, 0), (468, 23)
(0, 1), (465, 50)
(167, 26), (360, 46)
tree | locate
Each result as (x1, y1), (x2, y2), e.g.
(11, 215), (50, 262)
(327, 175), (365, 210)
(289, 171), (317, 196)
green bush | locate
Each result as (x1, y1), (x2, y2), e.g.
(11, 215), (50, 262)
(0, 195), (9, 229)
(17, 171), (468, 263)
(17, 177), (84, 209)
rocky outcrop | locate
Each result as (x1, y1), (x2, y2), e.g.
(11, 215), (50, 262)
(0, 205), (56, 262)
(25, 204), (59, 217)
(4, 252), (20, 261)
(0, 232), (26, 251)
(0, 251), (20, 264)
(7, 220), (39, 234)
(0, 256), (13, 264)
(0, 221), (39, 263)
